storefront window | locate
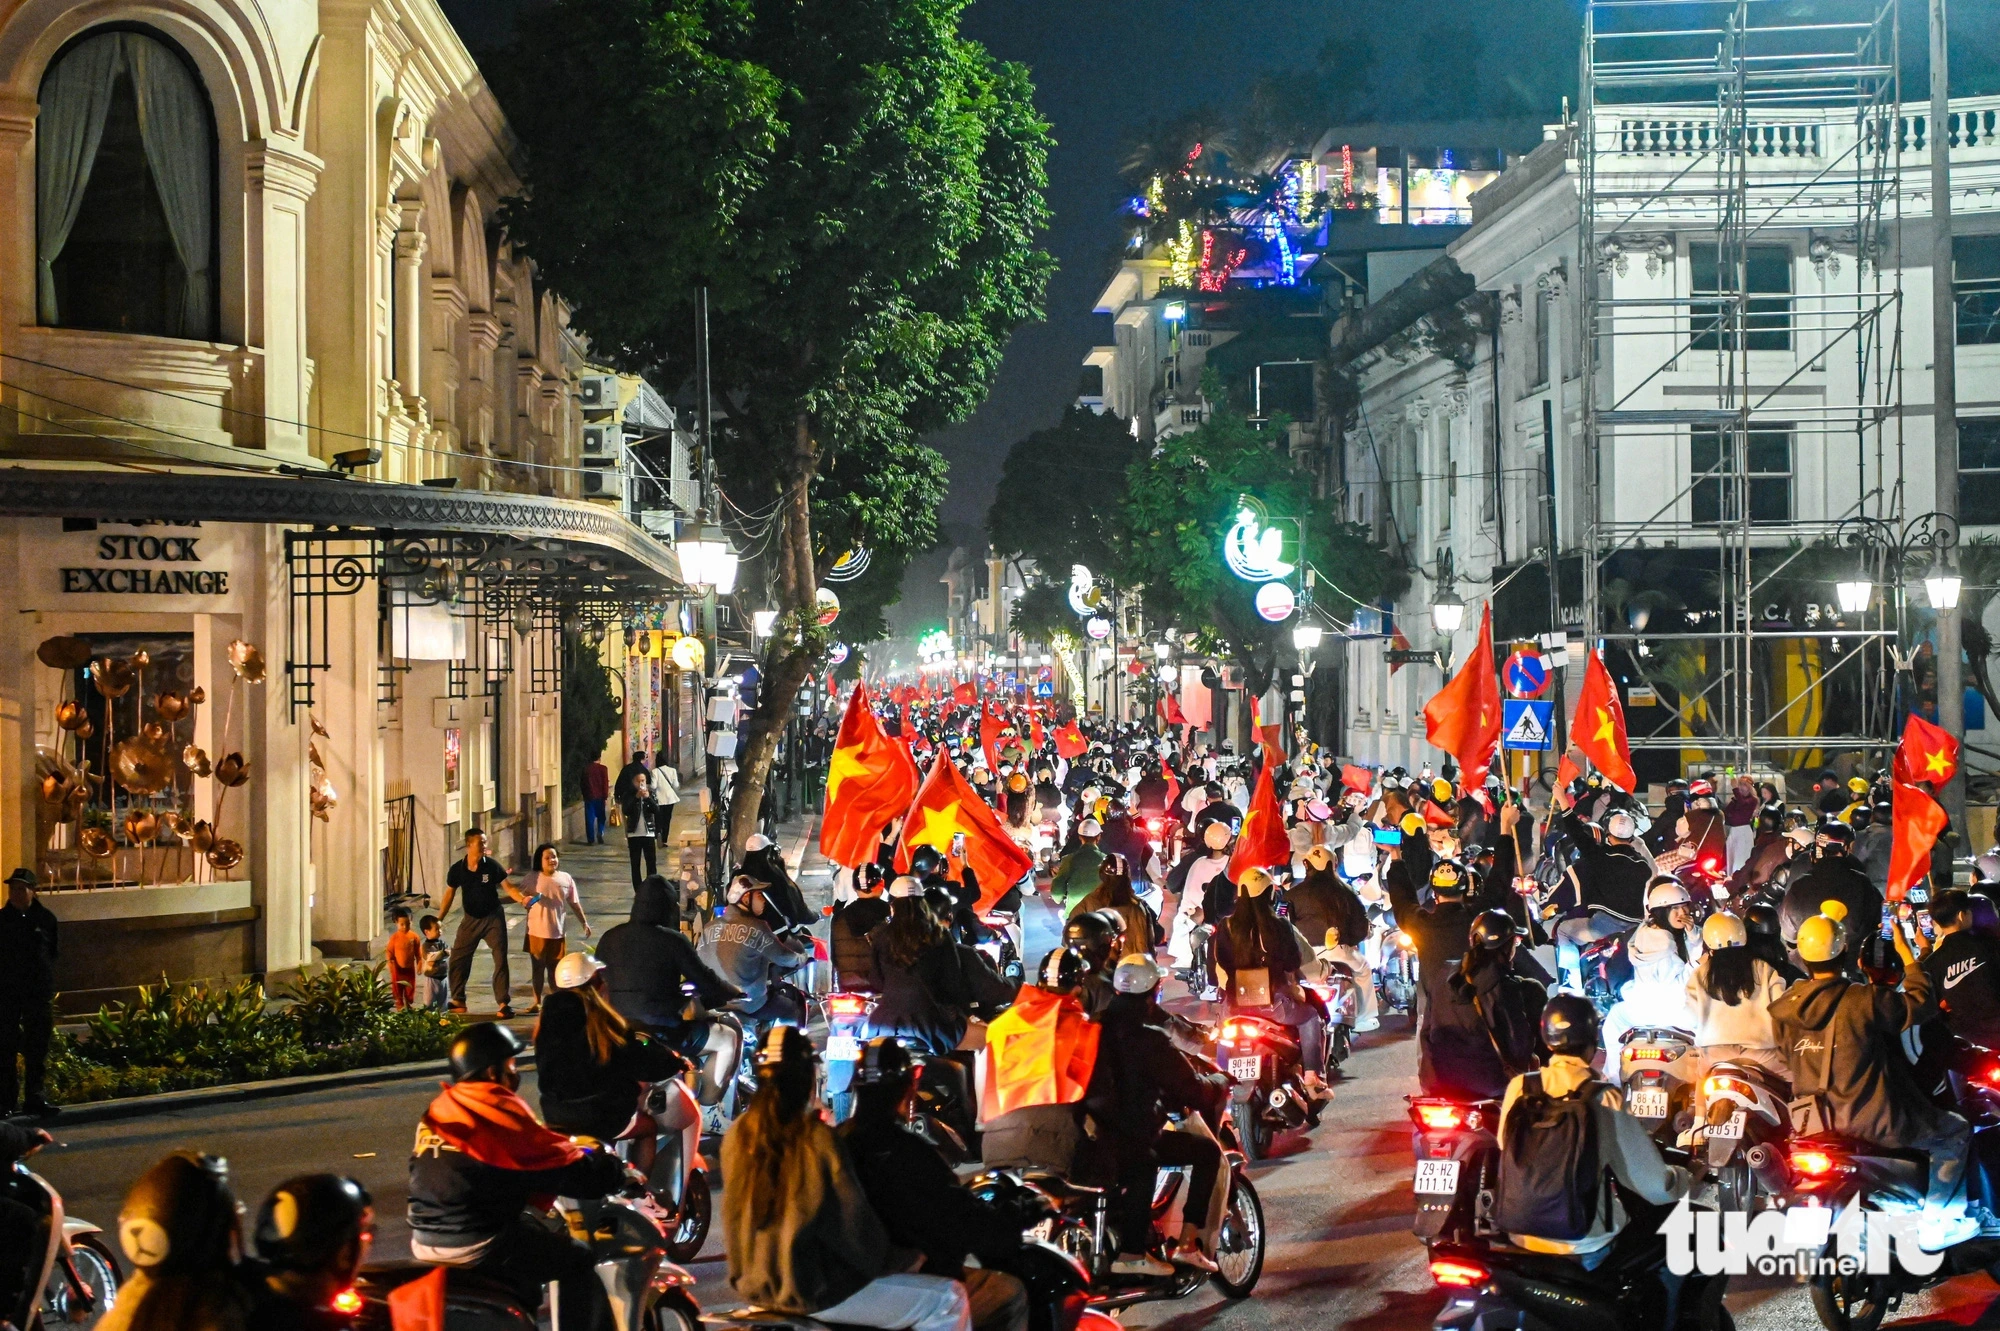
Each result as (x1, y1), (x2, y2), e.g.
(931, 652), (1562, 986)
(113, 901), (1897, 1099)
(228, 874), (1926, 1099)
(443, 727), (461, 794)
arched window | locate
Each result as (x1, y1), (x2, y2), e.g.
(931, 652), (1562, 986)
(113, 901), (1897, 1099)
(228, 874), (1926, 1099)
(36, 29), (217, 340)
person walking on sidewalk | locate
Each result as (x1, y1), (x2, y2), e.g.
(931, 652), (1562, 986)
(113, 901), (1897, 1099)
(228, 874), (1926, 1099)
(0, 868), (58, 1117)
(582, 757), (611, 845)
(516, 842), (591, 1012)
(650, 758), (681, 850)
(622, 772), (660, 891)
(442, 828), (518, 1019)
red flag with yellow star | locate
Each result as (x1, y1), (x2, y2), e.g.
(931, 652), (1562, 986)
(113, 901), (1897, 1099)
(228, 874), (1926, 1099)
(1226, 756), (1291, 881)
(1571, 649), (1637, 793)
(895, 753), (1034, 911)
(1054, 720), (1088, 760)
(1422, 603), (1502, 790)
(1889, 777), (1949, 902)
(1893, 712), (1959, 788)
(819, 685), (920, 868)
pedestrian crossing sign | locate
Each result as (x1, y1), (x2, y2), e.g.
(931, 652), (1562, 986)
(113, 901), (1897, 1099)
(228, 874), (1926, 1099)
(1502, 699), (1554, 751)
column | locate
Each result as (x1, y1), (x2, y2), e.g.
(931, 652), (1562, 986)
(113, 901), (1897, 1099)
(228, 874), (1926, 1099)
(244, 140), (324, 457)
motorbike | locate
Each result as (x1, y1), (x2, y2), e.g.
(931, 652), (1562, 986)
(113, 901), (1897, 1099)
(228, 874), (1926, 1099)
(1374, 922), (1420, 1016)
(1426, 1238), (1732, 1331)
(616, 1078), (714, 1263)
(1578, 927), (1637, 1019)
(1689, 1059), (1791, 1213)
(1406, 1096), (1503, 1245)
(1618, 1026), (1697, 1146)
(356, 1187), (702, 1331)
(1212, 1012), (1315, 1160)
(820, 990), (876, 1123)
(978, 910), (1026, 984)
(3, 1147), (121, 1331)
(1302, 950), (1362, 1074)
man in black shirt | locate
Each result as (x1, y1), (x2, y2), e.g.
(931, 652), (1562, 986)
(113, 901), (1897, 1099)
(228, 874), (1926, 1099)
(0, 868), (58, 1116)
(440, 828), (519, 1018)
(1922, 889), (2000, 1046)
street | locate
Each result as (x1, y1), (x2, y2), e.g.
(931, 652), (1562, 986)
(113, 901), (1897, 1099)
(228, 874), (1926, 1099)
(36, 1004), (2000, 1330)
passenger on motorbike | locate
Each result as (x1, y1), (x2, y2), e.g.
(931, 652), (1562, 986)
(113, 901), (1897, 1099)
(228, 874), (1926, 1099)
(1683, 911), (1791, 1098)
(96, 1151), (255, 1331)
(1080, 957), (1228, 1277)
(1050, 819), (1107, 908)
(1068, 853), (1160, 957)
(247, 1174), (373, 1330)
(1769, 902), (1994, 1250)
(1777, 822), (1882, 956)
(1917, 888), (2000, 1048)
(840, 1039), (1031, 1331)
(1164, 821), (1235, 984)
(1290, 844), (1380, 1032)
(1214, 867), (1331, 1097)
(868, 877), (984, 1053)
(833, 864), (893, 993)
(1742, 901), (1805, 983)
(1555, 804), (1655, 990)
(1600, 881), (1705, 1085)
(535, 952), (693, 1184)
(1419, 909), (1545, 1100)
(407, 1023), (627, 1331)
(596, 873), (743, 1105)
(1385, 854), (1512, 1012)
(1062, 911), (1120, 1017)
(700, 875), (813, 1036)
(743, 834), (815, 931)
(722, 1027), (972, 1331)
(0, 1122), (51, 1328)
(979, 949), (1097, 1173)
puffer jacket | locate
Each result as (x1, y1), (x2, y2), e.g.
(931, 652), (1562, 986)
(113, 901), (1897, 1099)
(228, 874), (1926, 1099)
(598, 877), (741, 1028)
(830, 895), (891, 991)
(1769, 967), (1940, 1146)
(1287, 867), (1369, 950)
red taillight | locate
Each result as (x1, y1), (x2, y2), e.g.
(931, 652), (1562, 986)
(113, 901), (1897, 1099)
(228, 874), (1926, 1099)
(1413, 1102), (1464, 1131)
(331, 1288), (364, 1315)
(1146, 817), (1164, 834)
(827, 993), (870, 1016)
(1980, 1063), (2000, 1088)
(1791, 1147), (1842, 1177)
(1626, 1047), (1665, 1061)
(1430, 1257), (1489, 1288)
(1702, 857), (1720, 873)
(1221, 1017), (1271, 1043)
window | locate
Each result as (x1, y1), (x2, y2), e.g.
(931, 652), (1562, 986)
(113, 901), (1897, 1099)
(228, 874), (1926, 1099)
(1690, 245), (1792, 351)
(1955, 236), (2000, 346)
(37, 29), (216, 340)
(1691, 425), (1793, 524)
(1481, 410), (1498, 524)
(1533, 285), (1551, 386)
(1961, 419), (2000, 524)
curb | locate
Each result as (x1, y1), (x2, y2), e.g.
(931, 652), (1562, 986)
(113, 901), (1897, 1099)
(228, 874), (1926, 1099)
(29, 1049), (539, 1127)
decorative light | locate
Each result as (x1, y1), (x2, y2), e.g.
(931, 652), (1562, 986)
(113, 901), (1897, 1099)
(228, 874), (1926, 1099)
(1835, 579), (1872, 615)
(815, 587), (841, 626)
(1086, 616), (1112, 641)
(676, 520), (730, 588)
(1432, 590), (1467, 635)
(1067, 564), (1101, 616)
(1154, 641), (1173, 661)
(1293, 622), (1324, 652)
(828, 642), (850, 665)
(752, 609), (778, 637)
(1222, 502), (1294, 582)
(1254, 581), (1296, 622)
(670, 636), (705, 671)
(1162, 301), (1187, 323)
(1926, 558), (1963, 611)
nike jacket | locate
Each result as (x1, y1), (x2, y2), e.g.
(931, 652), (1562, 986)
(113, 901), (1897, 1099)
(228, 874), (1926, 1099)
(1921, 929), (2000, 1047)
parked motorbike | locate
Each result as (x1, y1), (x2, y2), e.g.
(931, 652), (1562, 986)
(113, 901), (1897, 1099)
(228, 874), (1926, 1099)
(1426, 1238), (1732, 1331)
(616, 1078), (713, 1263)
(356, 1188), (701, 1331)
(1212, 1012), (1314, 1160)
(3, 1137), (121, 1331)
(1690, 1060), (1791, 1213)
(1618, 1026), (1697, 1146)
(1406, 1096), (1503, 1245)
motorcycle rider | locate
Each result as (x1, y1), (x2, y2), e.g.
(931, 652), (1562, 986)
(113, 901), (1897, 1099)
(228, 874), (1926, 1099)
(1080, 956), (1228, 1277)
(406, 1022), (627, 1331)
(1067, 853), (1159, 956)
(1290, 844), (1380, 1032)
(1743, 901), (1805, 983)
(1769, 901), (1991, 1250)
(1420, 910), (1545, 1100)
(1385, 854), (1509, 1020)
(832, 865), (892, 993)
(595, 873), (743, 1107)
(1683, 912), (1791, 1095)
(1050, 819), (1106, 908)
(0, 1122), (51, 1330)
(722, 1026), (972, 1331)
(867, 877), (986, 1054)
(1919, 888), (2000, 1047)
(1215, 867), (1331, 1097)
(1600, 881), (1705, 1086)
(700, 875), (813, 1036)
(96, 1151), (254, 1331)
(247, 1174), (374, 1330)
(1061, 911), (1121, 1017)
(839, 1039), (1031, 1331)
(535, 952), (692, 1181)
(1555, 804), (1654, 991)
(1777, 822), (1882, 954)
(742, 833), (813, 931)
(1165, 821), (1235, 989)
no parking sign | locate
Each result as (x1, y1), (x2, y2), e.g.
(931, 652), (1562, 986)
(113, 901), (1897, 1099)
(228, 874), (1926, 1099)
(1503, 647), (1550, 699)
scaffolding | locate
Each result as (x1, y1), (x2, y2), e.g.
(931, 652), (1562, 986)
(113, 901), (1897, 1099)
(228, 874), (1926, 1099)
(1577, 0), (1908, 774)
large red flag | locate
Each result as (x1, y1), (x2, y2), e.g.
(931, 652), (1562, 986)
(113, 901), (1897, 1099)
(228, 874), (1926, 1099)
(980, 701), (1004, 772)
(1422, 603), (1501, 789)
(820, 685), (921, 867)
(953, 681), (976, 707)
(1571, 650), (1637, 792)
(1340, 764), (1374, 795)
(895, 754), (1034, 911)
(1894, 712), (1959, 787)
(1030, 710), (1046, 751)
(1227, 757), (1291, 881)
(1054, 720), (1088, 760)
(1889, 779), (1949, 902)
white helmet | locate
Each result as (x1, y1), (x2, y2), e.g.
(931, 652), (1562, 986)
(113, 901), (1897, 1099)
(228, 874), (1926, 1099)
(554, 951), (605, 990)
(1646, 880), (1692, 911)
(1605, 810), (1638, 840)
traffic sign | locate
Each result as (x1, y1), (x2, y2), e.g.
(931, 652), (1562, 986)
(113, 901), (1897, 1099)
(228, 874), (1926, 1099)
(1502, 699), (1554, 750)
(1503, 648), (1550, 699)
(1386, 649), (1443, 669)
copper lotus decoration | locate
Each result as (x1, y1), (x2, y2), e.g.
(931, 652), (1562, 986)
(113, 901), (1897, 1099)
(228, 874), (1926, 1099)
(189, 685), (206, 705)
(182, 745), (211, 777)
(55, 701), (88, 731)
(155, 692), (188, 721)
(188, 820), (215, 853)
(310, 713), (329, 739)
(227, 640), (266, 683)
(205, 839), (243, 871)
(35, 635), (93, 670)
(38, 774), (63, 806)
(141, 721), (169, 744)
(214, 752), (250, 787)
(111, 737), (174, 794)
(310, 771), (338, 821)
(159, 811), (187, 843)
(122, 809), (158, 844)
(78, 827), (112, 859)
(90, 658), (135, 698)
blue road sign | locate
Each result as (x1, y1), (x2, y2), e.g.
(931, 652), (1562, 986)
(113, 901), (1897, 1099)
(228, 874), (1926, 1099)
(1502, 699), (1555, 751)
(1503, 649), (1550, 699)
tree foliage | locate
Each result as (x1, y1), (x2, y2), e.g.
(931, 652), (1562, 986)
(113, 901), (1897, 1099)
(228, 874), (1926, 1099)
(560, 634), (623, 803)
(987, 407), (1141, 576)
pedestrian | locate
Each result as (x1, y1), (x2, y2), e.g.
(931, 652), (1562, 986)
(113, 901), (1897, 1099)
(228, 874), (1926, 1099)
(0, 867), (58, 1117)
(417, 915), (449, 1010)
(1724, 775), (1757, 874)
(515, 842), (591, 1012)
(383, 907), (421, 1009)
(652, 756), (681, 848)
(441, 828), (517, 1019)
(621, 771), (660, 891)
(582, 754), (611, 845)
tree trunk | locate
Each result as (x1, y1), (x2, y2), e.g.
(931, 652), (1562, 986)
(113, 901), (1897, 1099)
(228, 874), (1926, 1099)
(727, 412), (819, 855)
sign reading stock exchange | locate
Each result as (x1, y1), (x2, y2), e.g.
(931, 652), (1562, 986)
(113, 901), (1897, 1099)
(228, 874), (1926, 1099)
(51, 524), (235, 601)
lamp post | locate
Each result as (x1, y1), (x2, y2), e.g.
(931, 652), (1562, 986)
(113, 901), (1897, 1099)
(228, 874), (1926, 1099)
(1430, 549), (1467, 669)
(1833, 512), (1962, 774)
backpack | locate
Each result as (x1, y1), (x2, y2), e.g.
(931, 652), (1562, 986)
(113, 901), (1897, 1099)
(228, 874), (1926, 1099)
(1492, 1072), (1608, 1241)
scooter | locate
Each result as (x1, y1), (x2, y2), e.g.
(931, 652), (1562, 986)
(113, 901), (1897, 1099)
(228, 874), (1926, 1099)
(820, 991), (875, 1123)
(3, 1139), (121, 1331)
(1406, 1096), (1503, 1244)
(1372, 920), (1420, 1016)
(1687, 1059), (1791, 1213)
(1619, 1026), (1697, 1146)
(978, 911), (1025, 983)
(617, 1078), (714, 1263)
(1211, 1012), (1315, 1160)
(1302, 949), (1361, 1074)
(1427, 1237), (1732, 1331)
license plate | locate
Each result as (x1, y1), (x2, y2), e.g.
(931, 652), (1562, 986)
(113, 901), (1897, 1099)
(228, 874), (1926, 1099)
(1706, 1111), (1746, 1141)
(1026, 1218), (1054, 1243)
(1413, 1159), (1462, 1196)
(1629, 1088), (1669, 1119)
(825, 1034), (861, 1062)
(1228, 1055), (1261, 1081)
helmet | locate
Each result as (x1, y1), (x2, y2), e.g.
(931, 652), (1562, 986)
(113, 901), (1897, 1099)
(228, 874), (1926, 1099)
(1112, 954), (1163, 993)
(1797, 900), (1852, 965)
(1432, 778), (1455, 803)
(1645, 879), (1692, 911)
(1605, 810), (1638, 840)
(117, 1152), (238, 1274)
(1743, 902), (1783, 941)
(755, 1024), (817, 1075)
(1008, 773), (1030, 793)
(1467, 910), (1515, 953)
(854, 1037), (916, 1088)
(1429, 860), (1468, 896)
(1038, 947), (1086, 992)
(253, 1174), (372, 1275)
(447, 1021), (524, 1083)
(1400, 812), (1424, 837)
(1815, 821), (1855, 849)
(553, 951), (604, 990)
(1977, 853), (2000, 885)
(1687, 778), (1715, 798)
(887, 874), (925, 898)
(1202, 821), (1232, 851)
(1540, 993), (1602, 1058)
(1701, 912), (1748, 950)
(1238, 866), (1276, 896)
(1848, 776), (1870, 795)
(1064, 913), (1117, 968)
(909, 846), (946, 878)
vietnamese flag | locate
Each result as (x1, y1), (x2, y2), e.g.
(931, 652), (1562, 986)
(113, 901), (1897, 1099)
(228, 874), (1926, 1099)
(1162, 759), (1181, 810)
(1388, 622), (1414, 674)
(1158, 692), (1188, 729)
(820, 685), (921, 868)
(1030, 710), (1046, 751)
(1894, 712), (1959, 788)
(1889, 778), (1949, 901)
(953, 681), (976, 707)
(1227, 755), (1291, 881)
(1555, 751), (1581, 792)
(980, 701), (1004, 772)
(1422, 603), (1502, 790)
(1571, 649), (1637, 793)
(1054, 720), (1088, 760)
(1340, 764), (1374, 795)
(895, 753), (1034, 910)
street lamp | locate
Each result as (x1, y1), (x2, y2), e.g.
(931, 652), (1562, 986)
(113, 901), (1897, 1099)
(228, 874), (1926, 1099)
(1926, 556), (1964, 610)
(1153, 640), (1173, 661)
(752, 609), (778, 637)
(1835, 579), (1872, 615)
(1292, 622), (1323, 652)
(1430, 548), (1466, 635)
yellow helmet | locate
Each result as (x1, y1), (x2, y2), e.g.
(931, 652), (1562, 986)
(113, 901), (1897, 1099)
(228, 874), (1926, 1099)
(1433, 778), (1455, 803)
(1797, 899), (1851, 965)
(1400, 812), (1424, 837)
(1237, 866), (1275, 897)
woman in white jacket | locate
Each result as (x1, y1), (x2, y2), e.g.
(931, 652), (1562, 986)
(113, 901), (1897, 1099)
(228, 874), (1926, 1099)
(1683, 910), (1791, 1097)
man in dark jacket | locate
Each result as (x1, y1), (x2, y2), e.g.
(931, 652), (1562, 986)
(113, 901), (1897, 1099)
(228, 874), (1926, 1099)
(1418, 911), (1545, 1099)
(408, 1023), (627, 1330)
(1779, 823), (1883, 952)
(1555, 804), (1653, 987)
(0, 868), (58, 1116)
(743, 835), (814, 931)
(1384, 855), (1509, 998)
(831, 868), (892, 992)
(840, 1040), (1029, 1331)
(598, 875), (742, 1056)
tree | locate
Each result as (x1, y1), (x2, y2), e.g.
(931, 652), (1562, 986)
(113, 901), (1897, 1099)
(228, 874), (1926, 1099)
(988, 407), (1141, 578)
(1009, 581), (1086, 708)
(560, 634), (622, 803)
(489, 0), (1053, 849)
(1114, 387), (1403, 698)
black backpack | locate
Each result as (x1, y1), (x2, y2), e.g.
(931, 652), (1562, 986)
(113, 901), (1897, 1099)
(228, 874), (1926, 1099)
(1492, 1072), (1608, 1241)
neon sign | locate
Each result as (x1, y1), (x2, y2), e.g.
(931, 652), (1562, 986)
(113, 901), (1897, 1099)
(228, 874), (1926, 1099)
(1222, 502), (1295, 582)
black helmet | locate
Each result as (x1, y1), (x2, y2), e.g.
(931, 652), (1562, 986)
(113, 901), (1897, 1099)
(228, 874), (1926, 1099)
(117, 1152), (238, 1274)
(1743, 902), (1783, 941)
(1429, 860), (1468, 897)
(1064, 913), (1117, 969)
(909, 846), (946, 878)
(1540, 993), (1601, 1057)
(1815, 821), (1855, 853)
(254, 1174), (372, 1275)
(1468, 910), (1515, 953)
(754, 1023), (817, 1076)
(1038, 947), (1085, 992)
(854, 1037), (916, 1088)
(447, 1021), (523, 1083)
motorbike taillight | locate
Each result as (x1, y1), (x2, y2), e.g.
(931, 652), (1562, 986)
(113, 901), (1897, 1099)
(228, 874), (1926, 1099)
(1789, 1146), (1852, 1181)
(1430, 1257), (1489, 1288)
(826, 993), (871, 1017)
(1409, 1100), (1464, 1131)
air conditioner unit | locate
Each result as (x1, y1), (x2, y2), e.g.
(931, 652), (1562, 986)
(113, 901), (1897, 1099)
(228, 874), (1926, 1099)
(582, 423), (625, 461)
(577, 374), (619, 412)
(580, 469), (622, 499)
